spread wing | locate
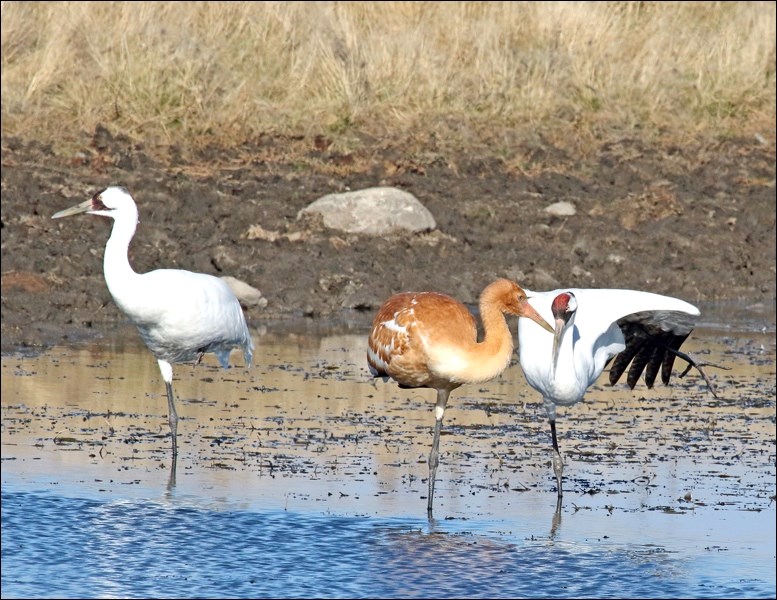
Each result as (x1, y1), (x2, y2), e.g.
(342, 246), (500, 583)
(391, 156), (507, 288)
(608, 309), (715, 393)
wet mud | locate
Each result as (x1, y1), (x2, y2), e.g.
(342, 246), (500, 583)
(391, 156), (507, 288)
(1, 131), (775, 352)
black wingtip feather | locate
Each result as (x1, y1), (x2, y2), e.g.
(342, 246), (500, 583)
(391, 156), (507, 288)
(609, 313), (715, 394)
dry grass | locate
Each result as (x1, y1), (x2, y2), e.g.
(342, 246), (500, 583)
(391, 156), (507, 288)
(2, 1), (775, 157)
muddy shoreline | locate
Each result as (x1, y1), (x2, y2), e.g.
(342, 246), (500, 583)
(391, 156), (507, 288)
(1, 131), (775, 351)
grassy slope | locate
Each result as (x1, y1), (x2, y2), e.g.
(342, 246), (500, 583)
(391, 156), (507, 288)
(2, 1), (775, 159)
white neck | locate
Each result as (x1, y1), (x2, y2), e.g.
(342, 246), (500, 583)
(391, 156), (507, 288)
(548, 316), (590, 405)
(102, 213), (139, 306)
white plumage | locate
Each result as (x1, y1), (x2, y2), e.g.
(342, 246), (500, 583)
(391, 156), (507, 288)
(517, 287), (716, 498)
(52, 186), (254, 456)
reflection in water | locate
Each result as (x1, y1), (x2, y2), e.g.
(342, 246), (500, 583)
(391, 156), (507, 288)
(2, 323), (776, 514)
(549, 496), (563, 539)
(429, 496), (565, 540)
(4, 486), (774, 599)
(166, 453), (177, 493)
(2, 317), (776, 598)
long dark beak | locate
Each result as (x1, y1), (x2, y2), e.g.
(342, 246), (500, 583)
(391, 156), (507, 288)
(551, 316), (566, 376)
(52, 199), (92, 219)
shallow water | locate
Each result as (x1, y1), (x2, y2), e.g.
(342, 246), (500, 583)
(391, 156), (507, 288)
(2, 301), (776, 599)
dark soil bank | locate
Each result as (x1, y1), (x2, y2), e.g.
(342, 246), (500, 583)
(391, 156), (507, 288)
(1, 130), (775, 350)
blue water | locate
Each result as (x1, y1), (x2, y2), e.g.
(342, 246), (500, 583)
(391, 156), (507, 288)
(2, 486), (774, 599)
(3, 311), (775, 599)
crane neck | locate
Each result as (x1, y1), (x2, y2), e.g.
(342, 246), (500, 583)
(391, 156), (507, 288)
(102, 212), (140, 297)
(468, 294), (514, 380)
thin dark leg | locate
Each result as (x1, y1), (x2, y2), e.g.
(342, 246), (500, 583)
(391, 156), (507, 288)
(550, 419), (563, 498)
(668, 346), (728, 398)
(165, 380), (179, 458)
(427, 389), (450, 518)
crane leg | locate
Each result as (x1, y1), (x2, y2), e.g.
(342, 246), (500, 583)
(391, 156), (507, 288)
(165, 381), (179, 457)
(158, 360), (178, 458)
(427, 389), (450, 518)
(668, 346), (728, 398)
(550, 419), (564, 498)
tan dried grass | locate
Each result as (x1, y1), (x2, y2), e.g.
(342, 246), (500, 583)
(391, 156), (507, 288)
(1, 1), (774, 156)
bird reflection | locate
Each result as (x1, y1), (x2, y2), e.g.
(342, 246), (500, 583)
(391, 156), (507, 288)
(166, 454), (178, 494)
(549, 497), (562, 538)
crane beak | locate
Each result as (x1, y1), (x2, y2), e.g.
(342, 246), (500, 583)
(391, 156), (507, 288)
(52, 199), (93, 219)
(551, 316), (566, 375)
(521, 301), (554, 333)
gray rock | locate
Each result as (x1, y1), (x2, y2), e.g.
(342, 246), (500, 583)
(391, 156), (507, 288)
(298, 187), (436, 235)
(544, 201), (576, 217)
(221, 276), (268, 309)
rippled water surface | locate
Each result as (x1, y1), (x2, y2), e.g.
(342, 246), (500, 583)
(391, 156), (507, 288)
(2, 302), (775, 598)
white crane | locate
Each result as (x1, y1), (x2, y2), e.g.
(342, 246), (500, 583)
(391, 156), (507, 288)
(517, 287), (719, 498)
(367, 278), (554, 517)
(52, 186), (254, 457)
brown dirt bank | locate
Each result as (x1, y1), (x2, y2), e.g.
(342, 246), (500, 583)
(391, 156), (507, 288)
(1, 129), (775, 351)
